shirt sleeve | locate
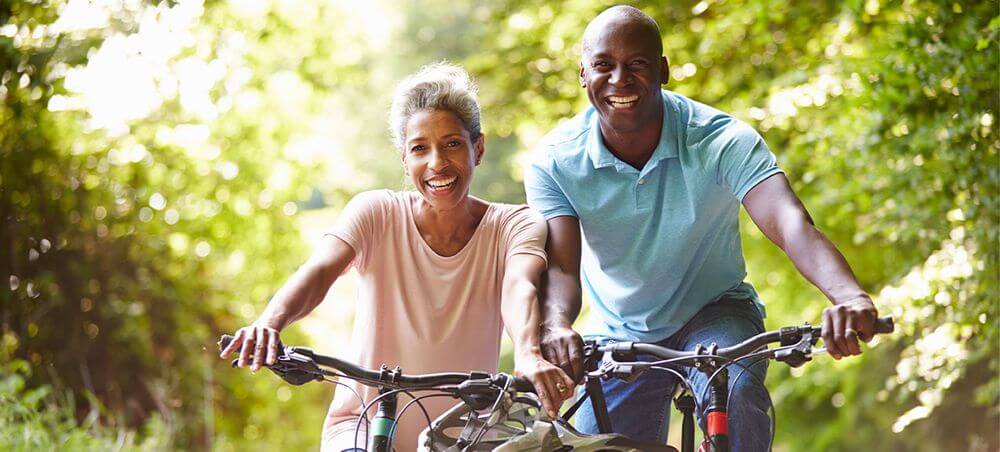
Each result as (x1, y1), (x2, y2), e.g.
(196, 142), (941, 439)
(501, 206), (548, 266)
(523, 152), (578, 220)
(324, 190), (389, 271)
(707, 121), (783, 201)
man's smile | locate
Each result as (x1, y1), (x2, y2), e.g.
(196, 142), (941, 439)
(606, 95), (639, 109)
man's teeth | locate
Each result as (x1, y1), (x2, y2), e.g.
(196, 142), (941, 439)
(608, 95), (639, 106)
(426, 177), (457, 189)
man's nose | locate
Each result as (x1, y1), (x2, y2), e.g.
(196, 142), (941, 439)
(609, 65), (630, 86)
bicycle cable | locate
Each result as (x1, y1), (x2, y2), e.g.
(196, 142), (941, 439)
(389, 393), (461, 447)
(353, 386), (446, 452)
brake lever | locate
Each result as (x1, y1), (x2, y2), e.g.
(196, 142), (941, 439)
(231, 347), (324, 385)
(774, 328), (818, 368)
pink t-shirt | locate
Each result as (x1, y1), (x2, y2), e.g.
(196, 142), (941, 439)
(321, 190), (547, 451)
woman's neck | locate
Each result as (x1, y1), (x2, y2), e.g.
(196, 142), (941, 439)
(412, 196), (488, 256)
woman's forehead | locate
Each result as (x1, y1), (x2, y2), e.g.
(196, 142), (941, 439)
(405, 109), (470, 140)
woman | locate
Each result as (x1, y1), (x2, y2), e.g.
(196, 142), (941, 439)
(219, 63), (574, 451)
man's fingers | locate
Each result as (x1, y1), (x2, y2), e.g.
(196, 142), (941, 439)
(566, 335), (584, 382)
(844, 316), (863, 356)
(821, 310), (839, 359)
(830, 310), (847, 359)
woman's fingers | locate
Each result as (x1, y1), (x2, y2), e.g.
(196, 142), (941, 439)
(238, 328), (255, 368)
(266, 328), (279, 365)
(223, 325), (280, 372)
(252, 326), (266, 372)
(220, 329), (245, 359)
(530, 365), (575, 418)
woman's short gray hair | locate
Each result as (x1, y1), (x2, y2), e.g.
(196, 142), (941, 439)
(389, 62), (482, 150)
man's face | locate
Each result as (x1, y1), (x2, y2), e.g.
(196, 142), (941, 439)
(580, 21), (668, 134)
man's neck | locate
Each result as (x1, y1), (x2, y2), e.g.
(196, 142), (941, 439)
(598, 105), (664, 170)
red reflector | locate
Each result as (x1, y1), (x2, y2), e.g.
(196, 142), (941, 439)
(707, 411), (728, 435)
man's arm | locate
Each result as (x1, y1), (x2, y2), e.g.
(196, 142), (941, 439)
(220, 235), (355, 370)
(500, 253), (575, 417)
(742, 173), (878, 359)
(539, 216), (586, 380)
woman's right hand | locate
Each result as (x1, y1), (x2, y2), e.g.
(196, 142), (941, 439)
(219, 323), (281, 372)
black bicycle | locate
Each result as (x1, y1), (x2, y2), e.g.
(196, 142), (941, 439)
(219, 315), (893, 451)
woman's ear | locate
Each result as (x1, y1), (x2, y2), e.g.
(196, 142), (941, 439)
(474, 135), (485, 166)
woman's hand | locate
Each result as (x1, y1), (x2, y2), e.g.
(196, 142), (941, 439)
(514, 351), (576, 418)
(219, 323), (281, 372)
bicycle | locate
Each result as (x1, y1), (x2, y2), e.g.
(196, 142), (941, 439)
(219, 315), (893, 451)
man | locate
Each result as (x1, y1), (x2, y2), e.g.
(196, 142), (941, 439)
(524, 5), (878, 450)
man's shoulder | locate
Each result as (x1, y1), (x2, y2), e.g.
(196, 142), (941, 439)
(664, 90), (762, 152)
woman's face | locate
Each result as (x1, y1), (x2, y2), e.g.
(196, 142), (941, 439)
(402, 109), (484, 210)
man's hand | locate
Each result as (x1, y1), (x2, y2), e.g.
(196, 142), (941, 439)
(821, 297), (878, 359)
(219, 323), (281, 372)
(540, 323), (585, 383)
(514, 352), (576, 419)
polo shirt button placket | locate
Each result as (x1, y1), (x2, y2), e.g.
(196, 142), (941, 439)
(636, 177), (651, 211)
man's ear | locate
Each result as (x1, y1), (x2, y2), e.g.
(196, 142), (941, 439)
(579, 61), (587, 87)
(660, 56), (670, 85)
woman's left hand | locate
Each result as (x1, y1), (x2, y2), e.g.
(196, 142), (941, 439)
(514, 352), (577, 418)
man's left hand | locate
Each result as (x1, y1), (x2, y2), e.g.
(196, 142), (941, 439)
(821, 297), (878, 359)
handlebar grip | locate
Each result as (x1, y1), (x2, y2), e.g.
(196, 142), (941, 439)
(873, 316), (894, 335)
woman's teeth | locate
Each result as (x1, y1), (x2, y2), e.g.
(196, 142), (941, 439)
(426, 177), (457, 190)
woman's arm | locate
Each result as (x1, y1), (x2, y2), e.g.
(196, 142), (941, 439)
(501, 253), (575, 418)
(220, 235), (356, 371)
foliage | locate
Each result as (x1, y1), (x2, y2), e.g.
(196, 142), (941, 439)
(1, 0), (996, 450)
(0, 333), (170, 451)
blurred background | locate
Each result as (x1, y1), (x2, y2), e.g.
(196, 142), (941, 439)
(1, 0), (997, 450)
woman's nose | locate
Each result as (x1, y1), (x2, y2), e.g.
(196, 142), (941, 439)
(428, 148), (447, 170)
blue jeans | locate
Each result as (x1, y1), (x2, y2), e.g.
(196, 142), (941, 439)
(575, 296), (771, 451)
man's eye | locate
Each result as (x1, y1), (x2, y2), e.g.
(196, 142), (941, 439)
(630, 60), (647, 66)
(410, 145), (425, 152)
(447, 140), (462, 147)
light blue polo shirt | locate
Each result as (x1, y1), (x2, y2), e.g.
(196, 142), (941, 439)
(524, 90), (782, 342)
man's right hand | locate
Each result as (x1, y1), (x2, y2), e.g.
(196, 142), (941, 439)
(540, 323), (585, 383)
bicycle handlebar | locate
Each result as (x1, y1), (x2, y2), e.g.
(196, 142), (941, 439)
(599, 316), (894, 362)
(218, 334), (536, 393)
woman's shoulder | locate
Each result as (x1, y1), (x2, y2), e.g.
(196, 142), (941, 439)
(347, 189), (409, 210)
(479, 200), (545, 231)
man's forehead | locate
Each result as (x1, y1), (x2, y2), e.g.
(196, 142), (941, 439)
(582, 14), (661, 57)
(583, 22), (660, 57)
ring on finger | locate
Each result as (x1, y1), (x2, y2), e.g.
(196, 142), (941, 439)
(556, 382), (568, 394)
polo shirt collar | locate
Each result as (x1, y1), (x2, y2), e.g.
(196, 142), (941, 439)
(587, 91), (679, 170)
